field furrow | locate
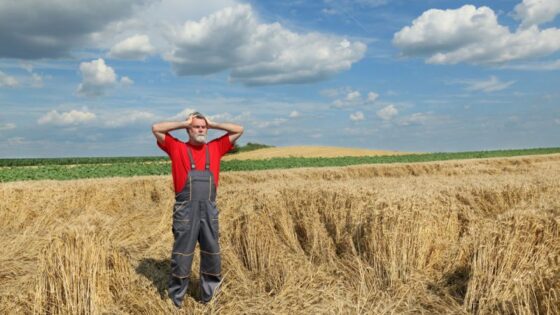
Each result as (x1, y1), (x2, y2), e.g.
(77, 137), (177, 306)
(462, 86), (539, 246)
(0, 155), (559, 314)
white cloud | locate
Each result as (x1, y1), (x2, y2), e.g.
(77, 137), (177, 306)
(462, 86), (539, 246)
(38, 109), (96, 126)
(104, 110), (155, 127)
(0, 70), (19, 87)
(461, 76), (516, 92)
(346, 90), (361, 102)
(350, 111), (365, 121)
(168, 107), (198, 121)
(333, 89), (363, 107)
(0, 70), (47, 88)
(367, 92), (379, 103)
(289, 111), (300, 118)
(164, 4), (366, 85)
(393, 4), (560, 65)
(330, 88), (381, 108)
(77, 58), (118, 97)
(109, 34), (156, 60)
(120, 76), (134, 86)
(397, 112), (434, 126)
(376, 104), (398, 121)
(0, 123), (16, 131)
(207, 111), (251, 123)
(555, 118), (560, 125)
(514, 0), (560, 29)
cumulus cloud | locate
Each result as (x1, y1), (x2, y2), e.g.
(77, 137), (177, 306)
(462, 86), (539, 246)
(0, 0), (148, 59)
(104, 110), (155, 127)
(120, 76), (134, 86)
(333, 90), (362, 107)
(109, 34), (156, 60)
(460, 76), (516, 92)
(327, 87), (381, 108)
(376, 104), (398, 121)
(77, 58), (120, 97)
(289, 111), (300, 118)
(38, 109), (96, 126)
(0, 70), (19, 87)
(164, 4), (366, 85)
(350, 111), (365, 121)
(346, 91), (361, 102)
(367, 92), (379, 103)
(514, 0), (560, 29)
(393, 4), (560, 65)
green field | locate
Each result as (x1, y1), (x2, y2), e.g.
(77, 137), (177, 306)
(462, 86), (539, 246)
(1, 147), (559, 182)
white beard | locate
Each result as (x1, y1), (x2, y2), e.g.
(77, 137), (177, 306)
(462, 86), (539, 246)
(194, 133), (207, 143)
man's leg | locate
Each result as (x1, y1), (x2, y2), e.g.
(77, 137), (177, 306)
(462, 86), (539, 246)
(198, 201), (222, 303)
(169, 202), (199, 307)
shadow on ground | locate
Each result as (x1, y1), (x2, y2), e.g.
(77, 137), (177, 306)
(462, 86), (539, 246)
(136, 258), (201, 301)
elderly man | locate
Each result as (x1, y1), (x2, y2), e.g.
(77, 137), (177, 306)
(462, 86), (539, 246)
(152, 112), (243, 306)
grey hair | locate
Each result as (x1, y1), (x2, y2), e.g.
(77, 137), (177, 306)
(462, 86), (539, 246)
(189, 111), (205, 119)
(188, 111), (208, 125)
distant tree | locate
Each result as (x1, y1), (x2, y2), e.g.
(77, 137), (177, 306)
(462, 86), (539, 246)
(226, 142), (273, 155)
(229, 143), (240, 154)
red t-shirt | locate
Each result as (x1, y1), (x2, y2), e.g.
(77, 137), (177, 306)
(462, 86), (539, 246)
(157, 132), (233, 193)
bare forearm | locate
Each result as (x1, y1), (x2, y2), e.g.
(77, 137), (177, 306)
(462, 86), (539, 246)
(209, 121), (244, 143)
(152, 121), (189, 133)
(209, 122), (244, 134)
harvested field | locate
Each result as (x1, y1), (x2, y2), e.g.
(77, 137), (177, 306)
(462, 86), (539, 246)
(222, 145), (410, 160)
(1, 154), (559, 314)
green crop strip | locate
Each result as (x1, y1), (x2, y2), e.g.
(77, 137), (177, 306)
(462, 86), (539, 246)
(1, 147), (559, 182)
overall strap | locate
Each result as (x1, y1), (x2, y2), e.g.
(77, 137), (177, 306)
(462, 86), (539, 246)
(186, 144), (210, 170)
(186, 146), (196, 170)
(205, 145), (210, 170)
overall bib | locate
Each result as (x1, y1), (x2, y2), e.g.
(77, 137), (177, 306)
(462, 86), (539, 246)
(168, 145), (221, 306)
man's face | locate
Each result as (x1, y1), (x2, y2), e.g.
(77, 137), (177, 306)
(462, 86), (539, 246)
(188, 117), (208, 143)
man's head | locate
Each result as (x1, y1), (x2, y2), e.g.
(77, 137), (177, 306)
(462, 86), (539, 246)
(187, 112), (208, 145)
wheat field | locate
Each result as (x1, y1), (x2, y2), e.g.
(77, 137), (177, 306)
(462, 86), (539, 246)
(1, 154), (559, 314)
(222, 146), (410, 160)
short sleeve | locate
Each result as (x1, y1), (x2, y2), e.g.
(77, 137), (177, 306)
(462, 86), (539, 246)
(212, 133), (233, 157)
(157, 132), (181, 155)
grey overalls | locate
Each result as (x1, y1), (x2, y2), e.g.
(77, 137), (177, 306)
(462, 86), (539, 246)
(168, 144), (221, 306)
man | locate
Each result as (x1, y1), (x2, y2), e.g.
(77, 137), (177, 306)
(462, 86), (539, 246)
(152, 112), (243, 307)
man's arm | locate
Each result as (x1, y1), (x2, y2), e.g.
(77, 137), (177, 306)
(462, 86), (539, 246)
(207, 120), (244, 144)
(151, 116), (193, 144)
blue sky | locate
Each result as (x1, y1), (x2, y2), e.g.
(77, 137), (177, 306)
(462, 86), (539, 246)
(0, 0), (559, 157)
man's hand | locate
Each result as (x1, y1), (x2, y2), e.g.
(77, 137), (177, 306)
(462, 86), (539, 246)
(206, 117), (215, 129)
(185, 114), (195, 129)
